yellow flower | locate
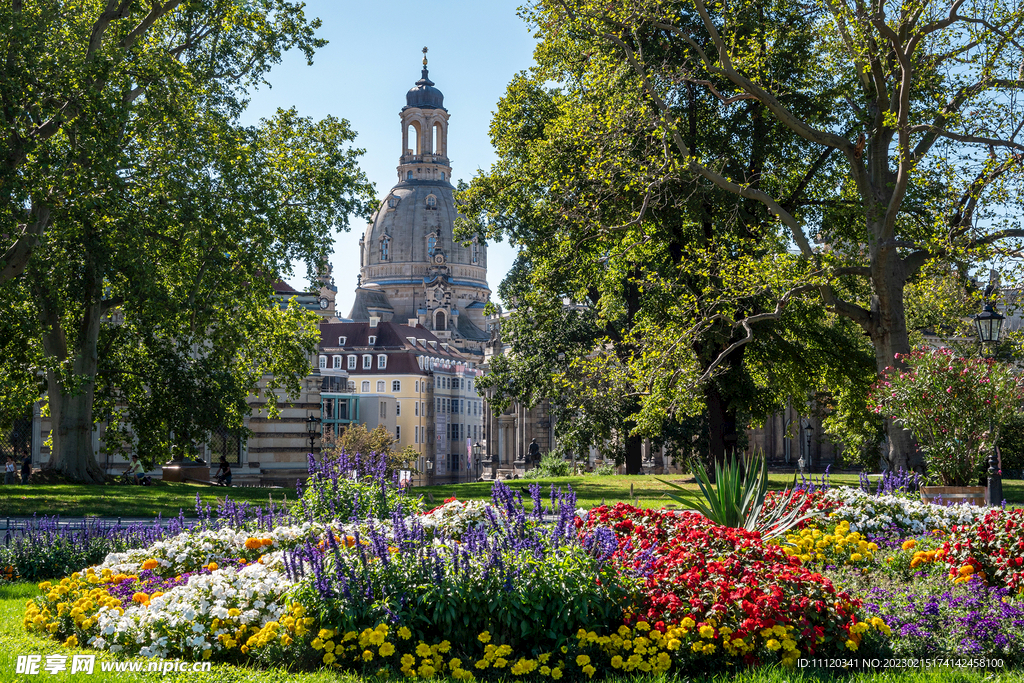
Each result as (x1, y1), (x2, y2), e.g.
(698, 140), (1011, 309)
(380, 642), (396, 657)
(611, 656), (624, 669)
(635, 621), (650, 631)
(478, 631), (491, 643)
(902, 540), (917, 550)
(845, 639), (858, 651)
(576, 655), (590, 666)
(64, 635), (78, 647)
(362, 649), (374, 661)
(311, 638), (324, 650)
(667, 639), (681, 650)
(323, 652), (336, 665)
(438, 640), (451, 653)
(850, 553), (863, 562)
(699, 625), (715, 639)
(494, 657), (507, 668)
(703, 643), (716, 655)
(582, 664), (596, 678)
(398, 626), (412, 640)
(766, 639), (782, 651)
(551, 668), (563, 680)
(416, 642), (432, 658)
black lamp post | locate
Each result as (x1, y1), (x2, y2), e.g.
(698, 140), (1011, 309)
(974, 302), (1005, 506)
(306, 414), (322, 453)
(473, 442), (482, 479)
(803, 423), (814, 472)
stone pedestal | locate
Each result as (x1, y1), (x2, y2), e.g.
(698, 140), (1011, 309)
(162, 461), (211, 483)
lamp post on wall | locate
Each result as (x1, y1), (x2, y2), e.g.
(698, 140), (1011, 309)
(974, 302), (1006, 507)
(306, 414), (322, 456)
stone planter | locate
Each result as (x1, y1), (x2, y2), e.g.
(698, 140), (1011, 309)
(920, 485), (986, 507)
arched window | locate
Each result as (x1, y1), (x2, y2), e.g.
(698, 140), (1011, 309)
(471, 237), (479, 264)
(433, 122), (444, 155)
(426, 195), (437, 209)
(434, 309), (446, 331)
(427, 231), (437, 255)
(380, 235), (391, 261)
(407, 123), (419, 155)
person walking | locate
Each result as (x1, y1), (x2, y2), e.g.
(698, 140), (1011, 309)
(20, 456), (30, 484)
(528, 438), (540, 464)
(4, 456), (15, 485)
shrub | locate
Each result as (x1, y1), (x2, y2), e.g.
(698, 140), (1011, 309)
(297, 450), (421, 523)
(869, 347), (1024, 485)
(523, 453), (571, 479)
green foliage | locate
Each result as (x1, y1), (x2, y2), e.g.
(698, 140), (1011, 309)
(0, 2), (374, 478)
(660, 452), (816, 539)
(870, 348), (1024, 486)
(523, 453), (571, 479)
(997, 414), (1024, 479)
(460, 1), (879, 470)
(325, 423), (418, 478)
(297, 452), (421, 524)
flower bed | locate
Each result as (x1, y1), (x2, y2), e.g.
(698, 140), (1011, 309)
(941, 508), (1024, 593)
(822, 487), (988, 535)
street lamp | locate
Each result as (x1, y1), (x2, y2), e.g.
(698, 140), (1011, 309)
(803, 423), (814, 472)
(306, 414), (322, 454)
(974, 302), (1005, 349)
(974, 302), (1006, 506)
(473, 442), (482, 479)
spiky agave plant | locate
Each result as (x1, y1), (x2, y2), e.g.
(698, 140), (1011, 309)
(658, 451), (819, 540)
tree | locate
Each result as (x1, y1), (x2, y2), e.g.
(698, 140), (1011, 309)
(325, 423), (418, 478)
(1, 3), (373, 481)
(461, 4), (877, 472)
(523, 0), (1024, 469)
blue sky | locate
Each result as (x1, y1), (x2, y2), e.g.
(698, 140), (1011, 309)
(239, 0), (538, 315)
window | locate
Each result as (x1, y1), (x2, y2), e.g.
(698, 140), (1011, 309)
(380, 235), (391, 261)
(368, 336), (376, 346)
(407, 171), (413, 180)
(426, 195), (437, 209)
(319, 356), (327, 369)
(396, 425), (401, 441)
(338, 336), (347, 346)
(209, 425), (241, 465)
(392, 380), (401, 392)
(378, 354), (387, 369)
(377, 381), (385, 392)
(436, 398), (440, 412)
(347, 355), (356, 370)
(361, 381), (370, 393)
(415, 402), (419, 416)
(333, 356), (342, 369)
(415, 425), (419, 443)
(362, 355), (371, 369)
(421, 401), (425, 417)
(348, 381), (356, 391)
(388, 196), (397, 208)
(380, 402), (386, 418)
(415, 380), (419, 393)
(441, 172), (445, 181)
(396, 401), (401, 416)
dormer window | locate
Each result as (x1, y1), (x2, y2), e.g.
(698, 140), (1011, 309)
(319, 356), (327, 370)
(347, 355), (356, 370)
(338, 336), (347, 346)
(378, 354), (387, 369)
(387, 196), (397, 208)
(368, 335), (376, 346)
(362, 354), (371, 369)
(426, 195), (437, 210)
(333, 355), (342, 369)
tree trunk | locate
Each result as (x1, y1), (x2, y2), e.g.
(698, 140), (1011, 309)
(624, 432), (643, 475)
(35, 273), (106, 484)
(868, 241), (923, 472)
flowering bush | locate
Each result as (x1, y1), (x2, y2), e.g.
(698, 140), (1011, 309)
(869, 347), (1024, 485)
(417, 497), (497, 540)
(298, 450), (421, 523)
(942, 508), (1024, 593)
(580, 504), (882, 665)
(823, 486), (987, 535)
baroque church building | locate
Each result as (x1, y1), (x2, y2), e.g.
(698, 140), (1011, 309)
(347, 53), (490, 359)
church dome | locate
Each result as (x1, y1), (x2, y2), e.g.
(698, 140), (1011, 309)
(406, 68), (444, 110)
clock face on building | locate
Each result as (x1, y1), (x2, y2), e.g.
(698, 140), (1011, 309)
(319, 297), (329, 309)
(434, 253), (445, 265)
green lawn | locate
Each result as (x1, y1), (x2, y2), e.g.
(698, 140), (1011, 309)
(0, 582), (1019, 682)
(0, 481), (297, 520)
(2, 474), (1023, 520)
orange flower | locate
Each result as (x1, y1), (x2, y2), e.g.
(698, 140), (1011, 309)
(206, 562), (219, 572)
(260, 538), (274, 547)
(141, 559), (159, 571)
(150, 591), (164, 599)
(244, 538), (262, 550)
(131, 592), (149, 604)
